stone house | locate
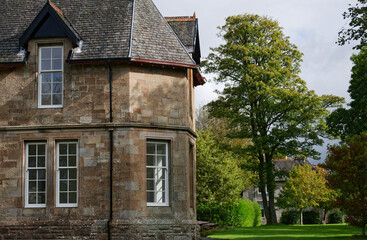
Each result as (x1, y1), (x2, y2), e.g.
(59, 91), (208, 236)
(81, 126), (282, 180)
(0, 0), (204, 239)
(243, 158), (312, 224)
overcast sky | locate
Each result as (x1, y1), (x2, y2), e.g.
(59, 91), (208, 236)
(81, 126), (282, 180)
(154, 0), (358, 162)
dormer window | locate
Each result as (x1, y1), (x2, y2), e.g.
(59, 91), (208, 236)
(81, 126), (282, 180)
(38, 46), (63, 108)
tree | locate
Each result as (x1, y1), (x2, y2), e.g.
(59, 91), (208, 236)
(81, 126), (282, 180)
(338, 0), (367, 49)
(276, 164), (331, 225)
(196, 128), (248, 205)
(327, 46), (367, 140)
(322, 133), (367, 236)
(203, 14), (343, 224)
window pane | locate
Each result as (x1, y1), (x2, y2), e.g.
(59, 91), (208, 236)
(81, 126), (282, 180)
(69, 180), (77, 191)
(42, 83), (51, 94)
(29, 181), (36, 192)
(41, 95), (51, 105)
(42, 73), (52, 83)
(156, 179), (164, 192)
(146, 168), (154, 178)
(60, 169), (68, 179)
(157, 144), (166, 155)
(38, 181), (46, 192)
(147, 192), (155, 203)
(53, 72), (62, 82)
(69, 144), (76, 154)
(41, 48), (51, 59)
(157, 156), (166, 167)
(52, 47), (62, 59)
(41, 60), (51, 71)
(53, 83), (62, 94)
(37, 156), (45, 167)
(156, 191), (165, 203)
(28, 157), (36, 167)
(28, 145), (36, 155)
(29, 170), (37, 180)
(52, 94), (62, 105)
(147, 155), (155, 166)
(147, 180), (155, 191)
(69, 156), (76, 167)
(52, 59), (62, 70)
(147, 143), (155, 154)
(59, 156), (67, 167)
(38, 193), (46, 204)
(60, 180), (67, 191)
(28, 193), (37, 204)
(69, 169), (77, 179)
(69, 192), (77, 204)
(156, 168), (165, 180)
(38, 170), (46, 180)
(60, 193), (67, 204)
(59, 144), (67, 154)
(38, 144), (46, 155)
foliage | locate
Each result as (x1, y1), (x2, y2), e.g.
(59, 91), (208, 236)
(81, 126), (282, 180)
(197, 199), (262, 227)
(196, 128), (246, 205)
(203, 13), (343, 224)
(205, 224), (362, 239)
(280, 211), (301, 225)
(338, 0), (367, 49)
(322, 133), (367, 236)
(329, 210), (344, 224)
(276, 164), (331, 224)
(280, 210), (320, 225)
(327, 47), (367, 140)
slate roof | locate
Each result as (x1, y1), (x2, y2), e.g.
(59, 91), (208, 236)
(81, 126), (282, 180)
(0, 0), (195, 66)
(166, 15), (198, 54)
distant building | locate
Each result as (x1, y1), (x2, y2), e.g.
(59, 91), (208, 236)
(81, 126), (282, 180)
(242, 158), (312, 224)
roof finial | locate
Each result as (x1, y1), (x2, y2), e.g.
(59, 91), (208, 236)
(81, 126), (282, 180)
(193, 12), (196, 19)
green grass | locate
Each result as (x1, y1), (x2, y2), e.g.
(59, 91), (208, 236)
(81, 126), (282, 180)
(205, 224), (364, 240)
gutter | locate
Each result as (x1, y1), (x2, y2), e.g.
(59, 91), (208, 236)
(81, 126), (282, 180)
(107, 60), (113, 240)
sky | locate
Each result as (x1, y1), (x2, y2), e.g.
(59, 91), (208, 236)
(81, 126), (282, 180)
(154, 0), (358, 163)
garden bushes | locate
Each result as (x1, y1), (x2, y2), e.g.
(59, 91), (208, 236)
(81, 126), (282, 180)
(280, 210), (320, 225)
(197, 199), (262, 227)
(328, 210), (344, 223)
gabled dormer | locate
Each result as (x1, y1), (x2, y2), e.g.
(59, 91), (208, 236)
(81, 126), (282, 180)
(19, 1), (81, 49)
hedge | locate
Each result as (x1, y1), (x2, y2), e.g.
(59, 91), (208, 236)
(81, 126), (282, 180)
(197, 199), (262, 227)
(280, 210), (320, 225)
(328, 210), (344, 224)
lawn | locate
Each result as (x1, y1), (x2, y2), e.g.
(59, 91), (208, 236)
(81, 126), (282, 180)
(204, 224), (364, 240)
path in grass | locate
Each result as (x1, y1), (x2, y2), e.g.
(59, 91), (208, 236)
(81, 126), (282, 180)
(206, 223), (362, 240)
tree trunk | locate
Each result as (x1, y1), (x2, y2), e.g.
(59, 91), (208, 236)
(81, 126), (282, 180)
(300, 209), (303, 225)
(258, 153), (271, 224)
(265, 154), (278, 224)
(362, 224), (365, 236)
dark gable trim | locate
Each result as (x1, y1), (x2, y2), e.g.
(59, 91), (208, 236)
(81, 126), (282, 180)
(19, 2), (80, 48)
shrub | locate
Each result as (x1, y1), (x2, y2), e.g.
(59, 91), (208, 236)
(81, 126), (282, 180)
(303, 211), (320, 224)
(280, 211), (300, 225)
(252, 201), (262, 227)
(281, 210), (321, 225)
(328, 210), (344, 224)
(197, 199), (262, 227)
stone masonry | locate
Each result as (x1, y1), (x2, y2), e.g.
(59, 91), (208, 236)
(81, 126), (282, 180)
(0, 37), (199, 239)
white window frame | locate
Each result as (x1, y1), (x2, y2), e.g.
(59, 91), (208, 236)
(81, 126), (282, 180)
(25, 142), (47, 208)
(56, 141), (78, 208)
(38, 46), (63, 108)
(146, 141), (169, 207)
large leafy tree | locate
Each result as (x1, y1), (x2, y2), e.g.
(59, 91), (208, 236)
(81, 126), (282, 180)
(322, 133), (367, 236)
(338, 0), (367, 49)
(276, 164), (331, 225)
(203, 14), (343, 224)
(327, 47), (367, 140)
(196, 128), (249, 205)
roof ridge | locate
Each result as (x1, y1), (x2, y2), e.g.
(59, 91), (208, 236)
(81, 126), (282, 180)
(128, 0), (136, 58)
(165, 13), (196, 22)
